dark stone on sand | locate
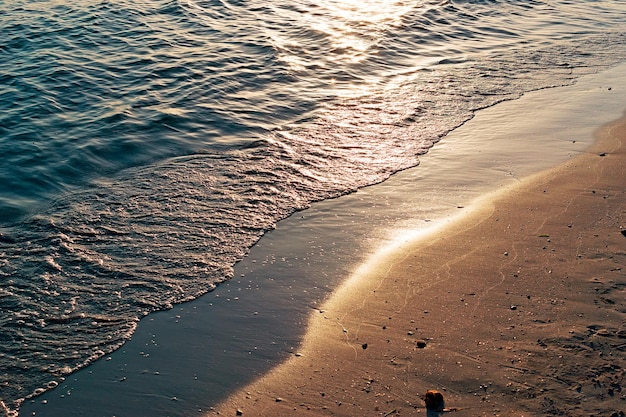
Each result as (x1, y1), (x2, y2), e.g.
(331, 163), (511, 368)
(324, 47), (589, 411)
(621, 230), (626, 238)
(416, 340), (427, 349)
(423, 390), (445, 410)
(362, 343), (368, 350)
(236, 409), (243, 416)
(599, 152), (607, 157)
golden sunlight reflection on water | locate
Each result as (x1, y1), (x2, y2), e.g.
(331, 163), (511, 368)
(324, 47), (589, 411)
(268, 0), (416, 68)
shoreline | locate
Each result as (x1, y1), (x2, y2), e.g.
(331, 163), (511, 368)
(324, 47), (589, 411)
(210, 114), (626, 416)
(17, 64), (626, 417)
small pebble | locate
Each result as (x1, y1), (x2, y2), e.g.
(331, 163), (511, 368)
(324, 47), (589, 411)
(423, 390), (445, 410)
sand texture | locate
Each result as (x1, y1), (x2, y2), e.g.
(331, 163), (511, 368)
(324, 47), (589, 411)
(210, 115), (626, 417)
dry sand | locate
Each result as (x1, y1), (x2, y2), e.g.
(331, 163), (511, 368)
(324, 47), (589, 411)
(210, 114), (626, 417)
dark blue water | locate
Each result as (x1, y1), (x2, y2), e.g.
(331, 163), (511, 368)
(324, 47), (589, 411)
(1, 0), (626, 414)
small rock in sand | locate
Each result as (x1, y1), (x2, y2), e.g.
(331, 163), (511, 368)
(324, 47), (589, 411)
(423, 390), (445, 410)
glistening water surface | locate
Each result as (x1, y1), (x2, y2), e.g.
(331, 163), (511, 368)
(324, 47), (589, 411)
(1, 0), (626, 414)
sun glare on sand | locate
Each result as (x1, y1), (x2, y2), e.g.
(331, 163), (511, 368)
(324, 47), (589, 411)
(340, 192), (498, 295)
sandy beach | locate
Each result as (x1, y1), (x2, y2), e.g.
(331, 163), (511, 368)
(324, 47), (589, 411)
(15, 64), (626, 417)
(4, 3), (626, 416)
(210, 114), (626, 416)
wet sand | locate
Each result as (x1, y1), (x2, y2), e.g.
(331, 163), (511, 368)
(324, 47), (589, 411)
(210, 115), (626, 416)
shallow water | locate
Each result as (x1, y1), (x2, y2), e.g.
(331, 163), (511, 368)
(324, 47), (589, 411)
(1, 0), (626, 414)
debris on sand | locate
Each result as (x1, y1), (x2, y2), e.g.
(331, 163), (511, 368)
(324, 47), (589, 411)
(423, 390), (445, 411)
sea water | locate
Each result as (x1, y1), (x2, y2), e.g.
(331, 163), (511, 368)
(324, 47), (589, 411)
(1, 0), (625, 415)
